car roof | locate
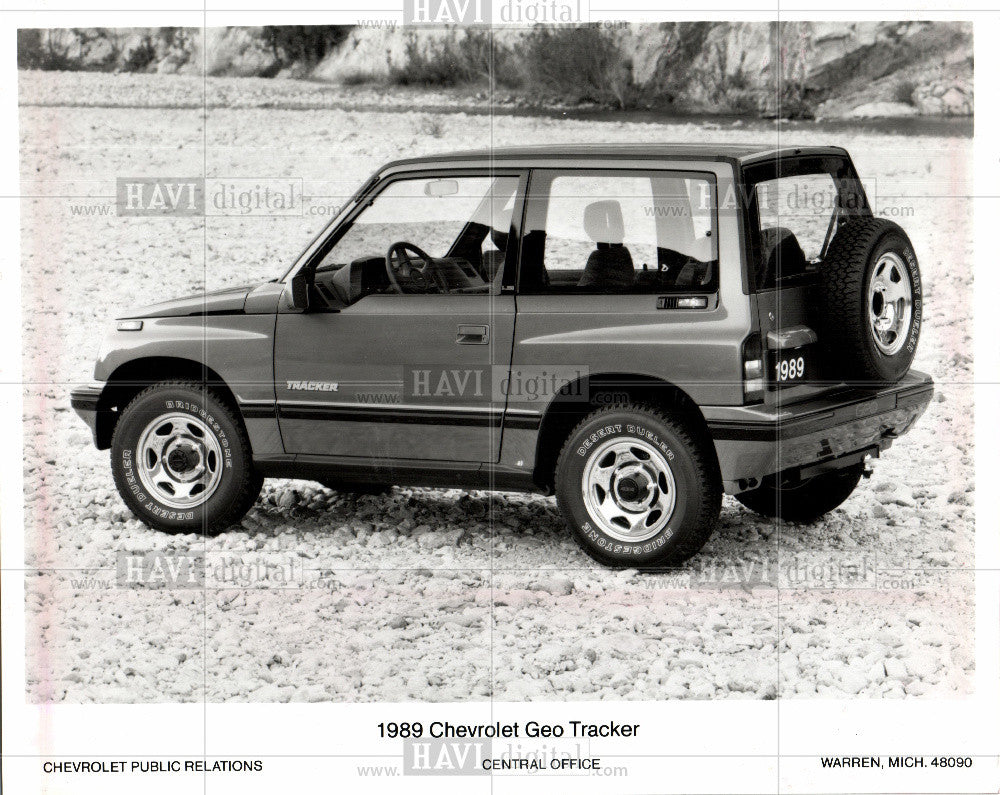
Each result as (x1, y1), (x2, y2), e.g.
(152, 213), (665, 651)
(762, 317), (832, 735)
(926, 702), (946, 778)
(379, 143), (849, 172)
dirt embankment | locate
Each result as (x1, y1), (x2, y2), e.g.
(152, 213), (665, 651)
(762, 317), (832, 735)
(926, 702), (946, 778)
(17, 22), (972, 119)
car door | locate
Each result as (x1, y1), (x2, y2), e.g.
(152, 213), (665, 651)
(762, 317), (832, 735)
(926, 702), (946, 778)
(274, 171), (523, 463)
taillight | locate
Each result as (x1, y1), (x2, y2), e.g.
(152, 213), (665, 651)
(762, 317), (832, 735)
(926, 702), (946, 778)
(742, 333), (764, 403)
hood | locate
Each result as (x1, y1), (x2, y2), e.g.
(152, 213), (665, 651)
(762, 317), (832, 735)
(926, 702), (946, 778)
(119, 282), (261, 319)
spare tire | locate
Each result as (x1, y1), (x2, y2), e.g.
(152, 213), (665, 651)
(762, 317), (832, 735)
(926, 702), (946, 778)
(821, 218), (922, 383)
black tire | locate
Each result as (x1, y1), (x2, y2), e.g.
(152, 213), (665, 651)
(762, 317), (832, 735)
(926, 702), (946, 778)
(821, 217), (922, 383)
(554, 404), (722, 568)
(735, 463), (865, 523)
(318, 479), (391, 496)
(110, 382), (263, 534)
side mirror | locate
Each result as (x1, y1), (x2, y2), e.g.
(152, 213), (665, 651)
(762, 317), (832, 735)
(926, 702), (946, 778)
(289, 272), (310, 310)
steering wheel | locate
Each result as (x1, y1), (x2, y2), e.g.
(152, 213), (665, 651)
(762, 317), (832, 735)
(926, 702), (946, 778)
(386, 241), (445, 294)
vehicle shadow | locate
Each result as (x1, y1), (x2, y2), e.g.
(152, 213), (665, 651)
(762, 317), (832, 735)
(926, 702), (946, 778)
(239, 482), (886, 579)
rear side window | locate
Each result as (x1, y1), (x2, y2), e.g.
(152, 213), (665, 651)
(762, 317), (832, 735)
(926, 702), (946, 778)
(754, 173), (837, 261)
(743, 156), (869, 291)
(519, 169), (718, 294)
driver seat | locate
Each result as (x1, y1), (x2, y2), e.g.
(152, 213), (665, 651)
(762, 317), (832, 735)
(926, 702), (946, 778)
(578, 201), (634, 290)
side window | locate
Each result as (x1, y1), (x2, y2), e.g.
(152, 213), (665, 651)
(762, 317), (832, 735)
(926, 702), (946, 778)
(743, 155), (870, 292)
(314, 175), (519, 295)
(519, 169), (718, 294)
(754, 172), (837, 265)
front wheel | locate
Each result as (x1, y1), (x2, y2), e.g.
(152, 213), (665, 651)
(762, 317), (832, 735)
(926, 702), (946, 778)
(735, 463), (865, 523)
(555, 405), (722, 568)
(110, 382), (263, 533)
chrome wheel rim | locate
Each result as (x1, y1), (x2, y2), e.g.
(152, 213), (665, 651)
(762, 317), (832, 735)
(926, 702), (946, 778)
(581, 437), (676, 543)
(136, 413), (223, 509)
(868, 252), (913, 356)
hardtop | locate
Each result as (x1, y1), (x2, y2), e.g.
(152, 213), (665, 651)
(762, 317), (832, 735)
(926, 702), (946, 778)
(377, 144), (851, 174)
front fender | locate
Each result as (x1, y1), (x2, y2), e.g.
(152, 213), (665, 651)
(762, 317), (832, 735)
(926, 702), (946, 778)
(95, 315), (276, 405)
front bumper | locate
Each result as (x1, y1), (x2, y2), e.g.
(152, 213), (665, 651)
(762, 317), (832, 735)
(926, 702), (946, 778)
(70, 383), (107, 448)
(705, 370), (934, 493)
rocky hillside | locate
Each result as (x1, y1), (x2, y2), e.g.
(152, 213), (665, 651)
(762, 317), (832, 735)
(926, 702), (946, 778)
(17, 22), (972, 118)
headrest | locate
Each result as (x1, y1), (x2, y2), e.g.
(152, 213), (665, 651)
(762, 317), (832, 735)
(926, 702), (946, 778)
(491, 227), (508, 251)
(583, 200), (625, 245)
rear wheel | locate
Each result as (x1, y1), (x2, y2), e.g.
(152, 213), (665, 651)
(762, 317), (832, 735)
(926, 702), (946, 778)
(821, 218), (921, 383)
(111, 382), (262, 533)
(735, 463), (865, 523)
(555, 405), (721, 568)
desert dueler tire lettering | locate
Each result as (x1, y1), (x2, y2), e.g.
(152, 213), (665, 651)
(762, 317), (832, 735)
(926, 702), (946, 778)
(555, 405), (722, 568)
(110, 381), (263, 533)
(820, 217), (922, 384)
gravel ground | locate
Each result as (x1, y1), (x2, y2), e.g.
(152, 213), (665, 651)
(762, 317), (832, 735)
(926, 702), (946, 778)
(20, 71), (975, 702)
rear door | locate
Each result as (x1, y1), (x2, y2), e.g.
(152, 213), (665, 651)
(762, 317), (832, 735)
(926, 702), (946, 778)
(742, 155), (870, 405)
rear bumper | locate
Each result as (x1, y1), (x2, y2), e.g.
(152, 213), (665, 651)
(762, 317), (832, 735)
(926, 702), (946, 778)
(704, 370), (934, 493)
(70, 383), (107, 448)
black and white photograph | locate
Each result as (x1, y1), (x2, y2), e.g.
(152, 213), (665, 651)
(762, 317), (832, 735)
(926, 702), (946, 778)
(2, 5), (997, 794)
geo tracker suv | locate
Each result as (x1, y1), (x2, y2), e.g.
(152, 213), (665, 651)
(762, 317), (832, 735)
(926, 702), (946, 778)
(72, 144), (932, 567)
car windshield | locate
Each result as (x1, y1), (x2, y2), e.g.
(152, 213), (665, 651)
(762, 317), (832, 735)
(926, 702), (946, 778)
(279, 173), (378, 282)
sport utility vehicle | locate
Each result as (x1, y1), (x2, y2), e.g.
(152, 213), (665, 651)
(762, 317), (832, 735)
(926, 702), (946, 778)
(72, 144), (932, 567)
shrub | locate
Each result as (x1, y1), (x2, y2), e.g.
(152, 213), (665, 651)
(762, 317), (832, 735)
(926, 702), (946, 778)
(340, 71), (382, 86)
(726, 89), (762, 116)
(521, 26), (635, 108)
(388, 30), (519, 89)
(893, 79), (918, 106)
(17, 28), (78, 70)
(17, 29), (45, 69)
(389, 33), (464, 86)
(457, 29), (521, 88)
(122, 36), (158, 72)
(689, 40), (770, 116)
(261, 25), (351, 68)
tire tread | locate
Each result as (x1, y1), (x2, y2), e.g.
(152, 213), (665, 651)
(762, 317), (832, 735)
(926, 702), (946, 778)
(820, 217), (919, 382)
(554, 402), (722, 567)
(110, 380), (262, 534)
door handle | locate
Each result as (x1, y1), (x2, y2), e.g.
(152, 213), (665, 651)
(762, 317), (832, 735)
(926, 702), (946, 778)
(457, 324), (490, 344)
